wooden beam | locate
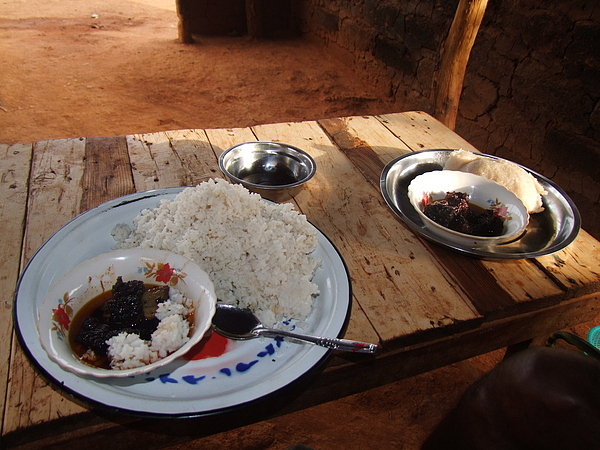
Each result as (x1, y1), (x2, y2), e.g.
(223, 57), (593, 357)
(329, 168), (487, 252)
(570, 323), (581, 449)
(176, 0), (193, 43)
(246, 0), (263, 38)
(433, 0), (489, 130)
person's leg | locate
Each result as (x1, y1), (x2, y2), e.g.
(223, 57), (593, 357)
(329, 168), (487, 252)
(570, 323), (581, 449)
(422, 346), (600, 450)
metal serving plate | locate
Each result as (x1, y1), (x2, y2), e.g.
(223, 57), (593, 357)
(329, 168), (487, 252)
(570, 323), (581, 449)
(380, 149), (581, 259)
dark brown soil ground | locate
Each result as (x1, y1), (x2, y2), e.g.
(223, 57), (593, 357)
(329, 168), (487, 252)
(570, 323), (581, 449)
(1, 1), (598, 449)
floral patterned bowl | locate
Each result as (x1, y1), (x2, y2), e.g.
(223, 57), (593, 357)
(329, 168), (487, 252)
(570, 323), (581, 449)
(407, 170), (529, 248)
(37, 249), (217, 378)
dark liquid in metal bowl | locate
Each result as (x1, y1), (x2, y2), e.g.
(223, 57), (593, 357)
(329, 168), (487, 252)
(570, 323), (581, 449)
(240, 167), (298, 186)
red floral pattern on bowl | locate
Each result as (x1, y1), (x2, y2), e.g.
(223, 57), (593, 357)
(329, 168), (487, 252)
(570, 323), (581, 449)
(408, 170), (529, 248)
(49, 259), (189, 343)
(39, 249), (216, 378)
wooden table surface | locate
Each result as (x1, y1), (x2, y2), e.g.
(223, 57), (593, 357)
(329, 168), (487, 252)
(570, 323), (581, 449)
(2, 111), (600, 448)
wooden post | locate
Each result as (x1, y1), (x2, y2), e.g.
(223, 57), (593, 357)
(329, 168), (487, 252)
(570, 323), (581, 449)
(176, 0), (193, 43)
(433, 0), (488, 130)
(246, 0), (263, 38)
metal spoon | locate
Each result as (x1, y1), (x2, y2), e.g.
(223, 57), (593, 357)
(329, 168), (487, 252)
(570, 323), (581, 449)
(212, 303), (379, 354)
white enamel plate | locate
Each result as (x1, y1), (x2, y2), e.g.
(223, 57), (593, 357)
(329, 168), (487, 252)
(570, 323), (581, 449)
(14, 187), (351, 417)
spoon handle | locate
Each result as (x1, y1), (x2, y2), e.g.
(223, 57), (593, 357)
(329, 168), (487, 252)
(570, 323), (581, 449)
(256, 328), (378, 354)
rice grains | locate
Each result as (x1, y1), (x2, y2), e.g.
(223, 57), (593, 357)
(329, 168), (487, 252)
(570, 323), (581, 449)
(113, 179), (321, 327)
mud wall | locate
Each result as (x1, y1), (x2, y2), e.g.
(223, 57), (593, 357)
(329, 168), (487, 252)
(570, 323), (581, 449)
(182, 0), (299, 37)
(181, 0), (247, 35)
(298, 0), (600, 238)
(298, 1), (457, 107)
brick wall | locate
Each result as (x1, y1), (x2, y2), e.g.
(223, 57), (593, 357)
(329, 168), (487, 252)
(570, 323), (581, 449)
(298, 0), (600, 239)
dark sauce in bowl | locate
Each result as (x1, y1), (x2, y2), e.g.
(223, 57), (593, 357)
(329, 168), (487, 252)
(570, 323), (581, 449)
(239, 166), (298, 186)
(69, 278), (170, 369)
(423, 191), (504, 237)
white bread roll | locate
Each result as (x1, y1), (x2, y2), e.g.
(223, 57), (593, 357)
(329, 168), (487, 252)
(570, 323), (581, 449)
(444, 149), (547, 214)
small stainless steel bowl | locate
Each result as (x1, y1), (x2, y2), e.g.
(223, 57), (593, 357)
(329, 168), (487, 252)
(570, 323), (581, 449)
(219, 141), (316, 202)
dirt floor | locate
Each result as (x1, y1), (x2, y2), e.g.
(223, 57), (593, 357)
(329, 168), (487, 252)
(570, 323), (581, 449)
(0, 0), (408, 144)
(1, 1), (598, 449)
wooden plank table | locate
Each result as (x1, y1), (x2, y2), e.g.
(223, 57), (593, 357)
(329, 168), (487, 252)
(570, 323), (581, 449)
(2, 111), (599, 448)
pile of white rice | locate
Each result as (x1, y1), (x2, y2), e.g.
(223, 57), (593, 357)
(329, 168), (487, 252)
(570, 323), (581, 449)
(106, 287), (193, 370)
(112, 178), (321, 327)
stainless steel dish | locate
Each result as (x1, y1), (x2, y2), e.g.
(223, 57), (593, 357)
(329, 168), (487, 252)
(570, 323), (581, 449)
(380, 149), (581, 259)
(219, 141), (316, 202)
